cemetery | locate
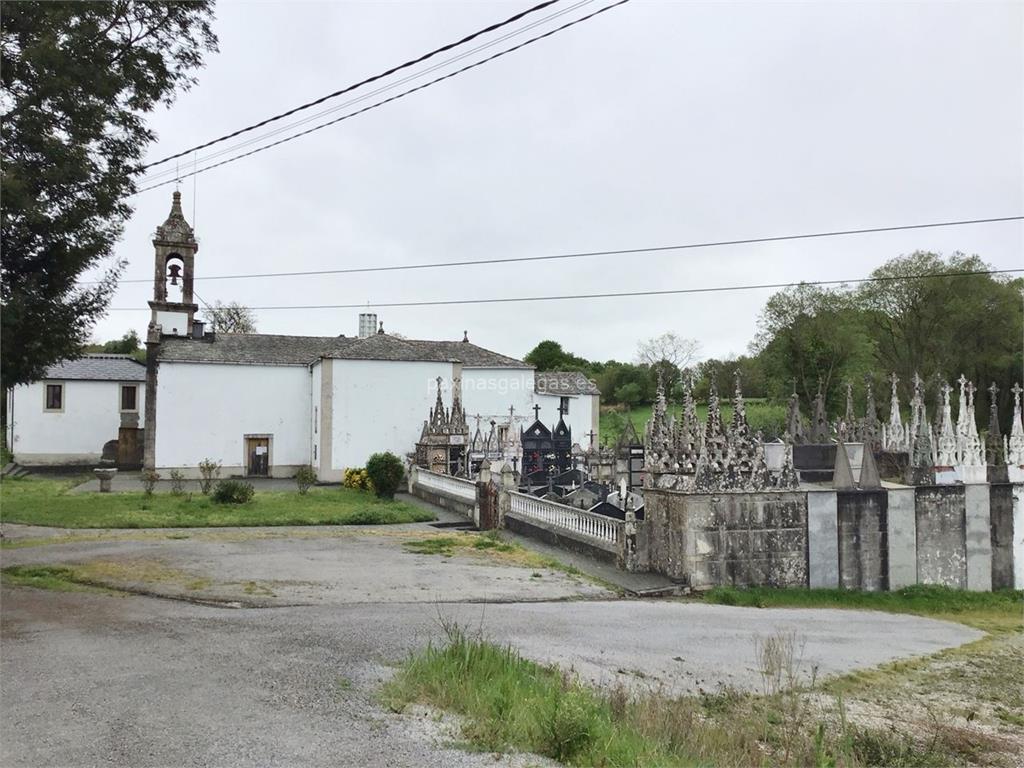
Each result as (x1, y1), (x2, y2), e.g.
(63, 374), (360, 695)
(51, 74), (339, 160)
(411, 367), (1024, 594)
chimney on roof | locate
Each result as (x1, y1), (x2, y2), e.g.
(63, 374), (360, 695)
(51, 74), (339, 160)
(377, 321), (384, 334)
(462, 330), (469, 343)
(358, 313), (377, 339)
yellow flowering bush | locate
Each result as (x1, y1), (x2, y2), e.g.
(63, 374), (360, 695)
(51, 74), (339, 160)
(343, 467), (374, 492)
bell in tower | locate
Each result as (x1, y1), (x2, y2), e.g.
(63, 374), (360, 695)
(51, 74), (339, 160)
(148, 191), (199, 339)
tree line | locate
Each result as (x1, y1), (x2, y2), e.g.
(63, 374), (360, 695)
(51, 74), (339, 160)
(525, 252), (1023, 428)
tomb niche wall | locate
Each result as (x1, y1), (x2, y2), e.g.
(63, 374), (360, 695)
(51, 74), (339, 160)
(914, 485), (968, 588)
(836, 490), (889, 591)
(988, 484), (1015, 590)
(643, 489), (808, 588)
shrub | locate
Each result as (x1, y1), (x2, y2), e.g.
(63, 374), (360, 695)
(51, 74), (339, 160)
(197, 458), (221, 495)
(365, 452), (404, 499)
(295, 465), (317, 495)
(169, 469), (186, 496)
(342, 466), (374, 492)
(141, 469), (160, 496)
(212, 479), (255, 504)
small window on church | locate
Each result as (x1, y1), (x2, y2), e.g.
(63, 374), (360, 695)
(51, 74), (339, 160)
(45, 383), (63, 411)
(121, 385), (138, 412)
(560, 396), (570, 415)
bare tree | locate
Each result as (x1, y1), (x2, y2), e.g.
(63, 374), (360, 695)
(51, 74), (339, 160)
(635, 332), (702, 371)
(207, 301), (257, 334)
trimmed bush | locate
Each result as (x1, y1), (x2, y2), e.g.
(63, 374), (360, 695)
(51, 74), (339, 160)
(212, 479), (255, 504)
(169, 469), (186, 496)
(141, 469), (160, 496)
(342, 467), (374, 492)
(365, 452), (404, 499)
(198, 458), (221, 495)
(295, 465), (317, 495)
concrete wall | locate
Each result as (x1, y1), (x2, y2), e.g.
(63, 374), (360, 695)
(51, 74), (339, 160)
(914, 486), (967, 588)
(330, 359), (453, 472)
(886, 488), (917, 589)
(154, 362), (310, 476)
(644, 489), (808, 588)
(989, 484), (1015, 590)
(10, 379), (145, 465)
(836, 491), (888, 591)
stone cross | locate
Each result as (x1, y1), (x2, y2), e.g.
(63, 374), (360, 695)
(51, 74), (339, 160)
(508, 405), (515, 421)
(586, 429), (596, 447)
(889, 372), (899, 389)
(1014, 382), (1023, 401)
(989, 382), (999, 400)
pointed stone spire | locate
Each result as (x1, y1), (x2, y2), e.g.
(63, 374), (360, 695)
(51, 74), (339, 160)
(811, 381), (829, 443)
(885, 372), (905, 451)
(833, 441), (856, 489)
(858, 447), (881, 489)
(428, 376), (448, 432)
(1007, 382), (1024, 466)
(777, 440), (800, 490)
(957, 380), (985, 481)
(843, 381), (856, 433)
(986, 383), (1003, 465)
(785, 380), (805, 444)
(449, 376), (468, 433)
(861, 374), (879, 447)
(936, 381), (957, 466)
(704, 374), (724, 441)
(911, 392), (932, 469)
(955, 374), (970, 452)
(908, 372), (925, 454)
(644, 369), (674, 473)
(731, 369), (748, 434)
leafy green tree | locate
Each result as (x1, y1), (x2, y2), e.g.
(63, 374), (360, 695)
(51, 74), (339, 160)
(86, 329), (145, 362)
(523, 340), (592, 372)
(753, 284), (875, 411)
(613, 382), (644, 408)
(857, 252), (1023, 423)
(1, 1), (218, 390)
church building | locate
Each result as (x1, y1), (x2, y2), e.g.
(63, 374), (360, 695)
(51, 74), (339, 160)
(135, 192), (600, 479)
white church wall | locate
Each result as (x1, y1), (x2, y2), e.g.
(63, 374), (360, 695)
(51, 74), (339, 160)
(10, 379), (142, 464)
(310, 360), (323, 476)
(460, 367), (536, 430)
(330, 358), (454, 471)
(154, 362), (311, 477)
(534, 392), (598, 447)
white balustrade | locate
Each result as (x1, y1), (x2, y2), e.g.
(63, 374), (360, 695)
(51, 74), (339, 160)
(416, 468), (477, 502)
(508, 491), (621, 547)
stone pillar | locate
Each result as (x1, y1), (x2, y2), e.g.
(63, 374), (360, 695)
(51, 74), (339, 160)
(964, 483), (993, 591)
(498, 463), (515, 528)
(142, 331), (160, 470)
(886, 487), (917, 589)
(807, 490), (839, 589)
(1013, 485), (1024, 590)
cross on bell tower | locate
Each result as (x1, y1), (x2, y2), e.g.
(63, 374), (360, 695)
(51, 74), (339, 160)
(148, 190), (199, 340)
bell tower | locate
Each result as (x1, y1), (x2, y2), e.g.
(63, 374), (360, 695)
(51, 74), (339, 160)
(148, 190), (199, 340)
(144, 191), (199, 470)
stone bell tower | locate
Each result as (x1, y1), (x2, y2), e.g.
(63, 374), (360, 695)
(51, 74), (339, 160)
(144, 191), (199, 469)
(148, 190), (199, 340)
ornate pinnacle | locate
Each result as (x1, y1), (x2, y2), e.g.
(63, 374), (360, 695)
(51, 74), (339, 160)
(889, 372), (899, 388)
(989, 382), (999, 399)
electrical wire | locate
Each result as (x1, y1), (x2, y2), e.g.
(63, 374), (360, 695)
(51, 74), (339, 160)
(104, 267), (1024, 311)
(95, 215), (1024, 284)
(142, 0), (564, 170)
(131, 0), (632, 195)
(137, 0), (598, 186)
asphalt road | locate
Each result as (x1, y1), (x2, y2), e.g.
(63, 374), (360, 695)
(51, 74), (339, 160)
(0, 526), (983, 767)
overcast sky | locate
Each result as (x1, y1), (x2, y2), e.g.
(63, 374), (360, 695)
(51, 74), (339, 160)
(92, 0), (1023, 364)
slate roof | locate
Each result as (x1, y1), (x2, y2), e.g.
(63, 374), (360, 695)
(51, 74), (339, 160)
(156, 332), (528, 368)
(43, 354), (146, 382)
(534, 371), (601, 396)
(157, 334), (339, 365)
(325, 334), (528, 367)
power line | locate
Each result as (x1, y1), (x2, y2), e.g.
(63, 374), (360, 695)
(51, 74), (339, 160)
(99, 215), (1024, 284)
(131, 0), (632, 195)
(142, 0), (563, 171)
(138, 0), (598, 186)
(105, 268), (1024, 311)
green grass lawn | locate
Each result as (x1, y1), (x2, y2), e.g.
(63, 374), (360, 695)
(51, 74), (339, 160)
(600, 399), (787, 445)
(0, 476), (435, 529)
(704, 584), (1024, 633)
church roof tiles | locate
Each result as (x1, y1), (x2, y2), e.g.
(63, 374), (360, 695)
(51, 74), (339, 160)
(42, 354), (146, 381)
(157, 332), (528, 368)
